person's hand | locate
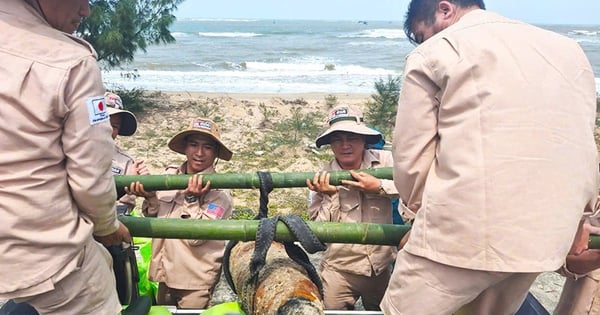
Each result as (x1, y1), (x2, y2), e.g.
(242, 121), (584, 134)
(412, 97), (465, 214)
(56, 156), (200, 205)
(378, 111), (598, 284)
(94, 222), (131, 247)
(341, 170), (381, 194)
(306, 171), (337, 196)
(566, 249), (600, 275)
(128, 160), (149, 176)
(183, 174), (210, 198)
(124, 181), (156, 198)
(565, 219), (600, 274)
(568, 219), (600, 256)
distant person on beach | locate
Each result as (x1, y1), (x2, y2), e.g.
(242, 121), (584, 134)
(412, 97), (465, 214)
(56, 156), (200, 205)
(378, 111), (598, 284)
(126, 117), (233, 309)
(0, 0), (130, 314)
(382, 0), (598, 314)
(105, 91), (149, 214)
(306, 105), (398, 311)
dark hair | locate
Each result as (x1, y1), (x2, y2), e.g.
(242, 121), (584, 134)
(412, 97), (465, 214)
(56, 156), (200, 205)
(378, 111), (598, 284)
(404, 0), (485, 45)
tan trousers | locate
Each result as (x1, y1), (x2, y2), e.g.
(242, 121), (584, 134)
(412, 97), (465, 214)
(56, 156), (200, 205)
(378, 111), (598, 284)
(554, 269), (600, 315)
(15, 239), (121, 315)
(156, 283), (211, 309)
(320, 264), (391, 311)
(381, 250), (539, 315)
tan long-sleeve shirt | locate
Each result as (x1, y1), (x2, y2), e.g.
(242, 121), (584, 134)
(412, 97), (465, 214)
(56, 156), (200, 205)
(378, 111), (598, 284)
(392, 9), (598, 273)
(0, 0), (117, 296)
(142, 163), (233, 289)
(309, 149), (398, 277)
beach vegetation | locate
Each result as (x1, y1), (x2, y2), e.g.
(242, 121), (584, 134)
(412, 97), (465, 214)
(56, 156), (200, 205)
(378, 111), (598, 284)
(281, 98), (309, 106)
(258, 102), (280, 128)
(364, 75), (401, 138)
(185, 99), (223, 122)
(78, 0), (185, 68)
(272, 107), (321, 145)
(107, 87), (160, 113)
(325, 94), (338, 109)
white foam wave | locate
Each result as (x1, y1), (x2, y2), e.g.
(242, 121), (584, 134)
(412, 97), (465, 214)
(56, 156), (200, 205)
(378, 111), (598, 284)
(179, 18), (258, 22)
(102, 66), (400, 94)
(171, 32), (190, 38)
(340, 28), (406, 39)
(570, 30), (599, 36)
(198, 32), (262, 38)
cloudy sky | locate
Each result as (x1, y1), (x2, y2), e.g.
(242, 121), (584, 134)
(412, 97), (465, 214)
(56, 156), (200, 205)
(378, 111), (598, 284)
(174, 0), (600, 25)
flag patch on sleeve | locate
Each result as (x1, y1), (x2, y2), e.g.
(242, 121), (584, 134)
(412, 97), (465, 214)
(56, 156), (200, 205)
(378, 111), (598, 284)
(206, 203), (225, 219)
(87, 96), (109, 125)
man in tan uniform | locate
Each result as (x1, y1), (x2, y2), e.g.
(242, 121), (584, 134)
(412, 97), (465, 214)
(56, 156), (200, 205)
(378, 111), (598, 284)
(126, 117), (233, 309)
(0, 0), (131, 314)
(381, 1), (598, 314)
(307, 105), (398, 311)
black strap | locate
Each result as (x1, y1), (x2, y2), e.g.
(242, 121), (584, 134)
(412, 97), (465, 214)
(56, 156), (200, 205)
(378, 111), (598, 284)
(223, 171), (326, 314)
(223, 171), (273, 295)
(255, 171), (274, 219)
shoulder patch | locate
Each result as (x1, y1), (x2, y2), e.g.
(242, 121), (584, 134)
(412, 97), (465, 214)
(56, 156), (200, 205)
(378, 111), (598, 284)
(112, 166), (124, 175)
(206, 203), (225, 219)
(86, 96), (109, 125)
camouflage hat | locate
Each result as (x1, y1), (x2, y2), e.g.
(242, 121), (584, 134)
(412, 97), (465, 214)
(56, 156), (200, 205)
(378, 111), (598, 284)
(167, 117), (233, 161)
(105, 92), (137, 136)
(315, 105), (382, 148)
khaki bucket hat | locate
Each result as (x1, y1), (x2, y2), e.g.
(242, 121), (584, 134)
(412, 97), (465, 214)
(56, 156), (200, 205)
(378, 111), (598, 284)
(315, 105), (382, 148)
(105, 92), (138, 136)
(167, 117), (233, 161)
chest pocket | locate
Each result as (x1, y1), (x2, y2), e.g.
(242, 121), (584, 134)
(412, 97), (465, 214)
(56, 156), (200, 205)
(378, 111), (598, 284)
(338, 188), (361, 222)
(156, 193), (183, 218)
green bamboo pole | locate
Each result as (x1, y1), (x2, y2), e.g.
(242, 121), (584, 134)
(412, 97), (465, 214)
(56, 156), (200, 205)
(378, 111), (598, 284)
(119, 216), (408, 246)
(119, 216), (600, 248)
(114, 167), (393, 191)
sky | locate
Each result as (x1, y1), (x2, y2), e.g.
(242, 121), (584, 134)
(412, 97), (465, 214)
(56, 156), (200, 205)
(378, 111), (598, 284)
(174, 0), (600, 25)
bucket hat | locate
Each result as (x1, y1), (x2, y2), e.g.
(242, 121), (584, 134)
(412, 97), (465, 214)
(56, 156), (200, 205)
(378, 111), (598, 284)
(315, 105), (382, 148)
(105, 92), (138, 136)
(167, 117), (233, 161)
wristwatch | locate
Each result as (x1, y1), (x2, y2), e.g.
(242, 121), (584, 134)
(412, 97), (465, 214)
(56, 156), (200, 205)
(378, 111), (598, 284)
(184, 194), (198, 203)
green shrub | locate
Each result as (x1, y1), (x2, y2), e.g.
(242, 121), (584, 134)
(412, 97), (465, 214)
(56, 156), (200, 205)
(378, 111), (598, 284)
(108, 87), (158, 113)
(364, 75), (401, 139)
(325, 94), (338, 109)
(272, 107), (321, 145)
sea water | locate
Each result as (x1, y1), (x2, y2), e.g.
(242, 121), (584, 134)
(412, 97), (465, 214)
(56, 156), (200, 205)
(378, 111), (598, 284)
(101, 19), (600, 95)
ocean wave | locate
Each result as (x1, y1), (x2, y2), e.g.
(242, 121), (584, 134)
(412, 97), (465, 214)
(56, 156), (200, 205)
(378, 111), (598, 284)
(171, 32), (191, 38)
(570, 30), (599, 36)
(179, 18), (258, 22)
(339, 28), (406, 39)
(101, 66), (400, 94)
(198, 32), (262, 38)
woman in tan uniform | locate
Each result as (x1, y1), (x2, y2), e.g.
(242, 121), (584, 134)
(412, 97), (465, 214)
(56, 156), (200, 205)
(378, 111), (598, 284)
(126, 117), (233, 309)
